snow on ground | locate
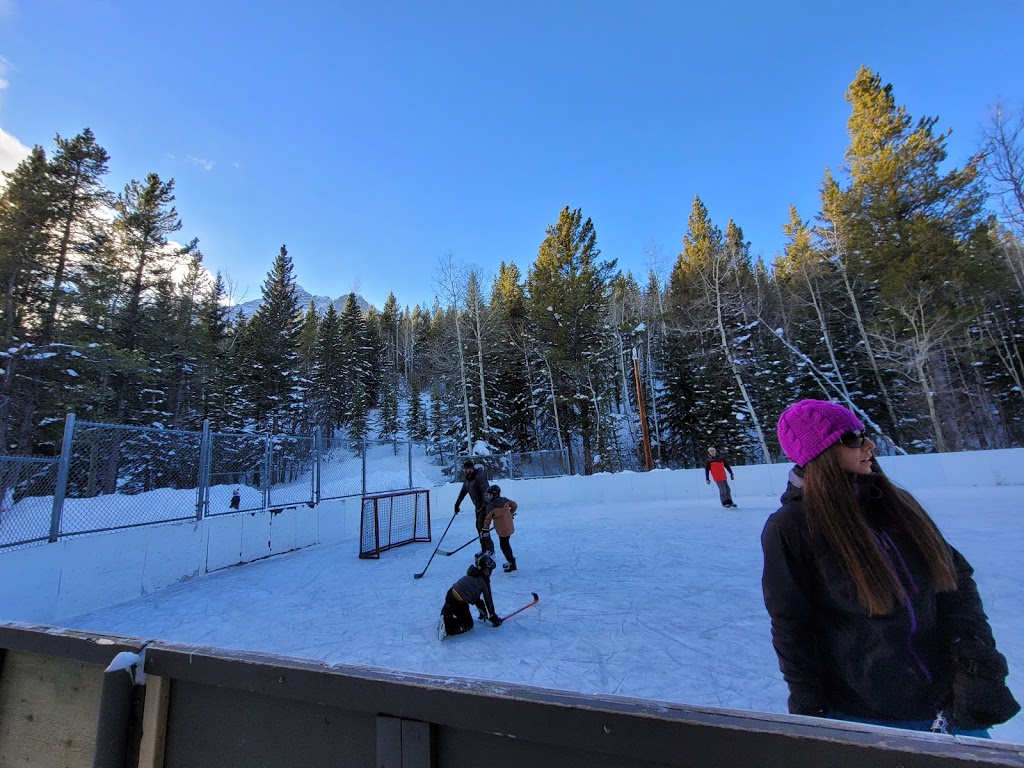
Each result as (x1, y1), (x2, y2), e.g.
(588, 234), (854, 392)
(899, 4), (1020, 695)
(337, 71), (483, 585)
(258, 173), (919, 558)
(64, 485), (1024, 744)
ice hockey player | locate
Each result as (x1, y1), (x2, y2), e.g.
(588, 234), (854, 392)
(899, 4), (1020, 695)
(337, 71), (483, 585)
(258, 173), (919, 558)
(483, 485), (519, 573)
(705, 447), (737, 508)
(454, 459), (495, 556)
(229, 488), (241, 510)
(439, 552), (502, 639)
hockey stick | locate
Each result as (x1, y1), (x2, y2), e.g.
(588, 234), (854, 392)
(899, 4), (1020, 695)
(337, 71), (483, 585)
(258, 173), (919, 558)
(440, 527), (493, 557)
(413, 508), (460, 579)
(500, 592), (539, 622)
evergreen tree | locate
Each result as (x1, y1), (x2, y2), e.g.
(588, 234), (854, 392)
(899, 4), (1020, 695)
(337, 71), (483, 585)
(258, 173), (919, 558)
(841, 67), (988, 451)
(406, 374), (428, 442)
(0, 147), (55, 453)
(41, 128), (112, 344)
(338, 292), (373, 436)
(312, 303), (345, 435)
(195, 271), (233, 427)
(377, 364), (399, 442)
(489, 261), (535, 452)
(525, 206), (617, 474)
(240, 245), (303, 432)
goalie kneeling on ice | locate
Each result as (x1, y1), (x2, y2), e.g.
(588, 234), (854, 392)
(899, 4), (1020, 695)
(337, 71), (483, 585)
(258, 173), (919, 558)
(440, 553), (502, 637)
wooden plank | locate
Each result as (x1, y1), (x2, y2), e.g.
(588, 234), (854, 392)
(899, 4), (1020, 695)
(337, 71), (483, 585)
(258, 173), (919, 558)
(138, 675), (172, 768)
(377, 715), (402, 768)
(401, 719), (432, 768)
(0, 651), (102, 768)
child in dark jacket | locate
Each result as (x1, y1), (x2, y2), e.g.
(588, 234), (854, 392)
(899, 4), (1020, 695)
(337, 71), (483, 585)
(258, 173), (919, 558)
(762, 399), (1018, 736)
(439, 553), (502, 639)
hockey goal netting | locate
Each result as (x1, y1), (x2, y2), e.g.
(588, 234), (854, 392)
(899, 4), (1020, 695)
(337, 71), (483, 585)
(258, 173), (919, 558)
(359, 488), (431, 559)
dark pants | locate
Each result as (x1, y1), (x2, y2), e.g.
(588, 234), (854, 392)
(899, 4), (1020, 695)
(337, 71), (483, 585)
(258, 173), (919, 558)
(441, 590), (474, 636)
(498, 535), (514, 564)
(475, 506), (495, 554)
(715, 480), (733, 506)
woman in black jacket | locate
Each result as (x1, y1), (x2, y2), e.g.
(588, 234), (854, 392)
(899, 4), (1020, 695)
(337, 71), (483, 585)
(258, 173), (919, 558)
(762, 399), (1018, 736)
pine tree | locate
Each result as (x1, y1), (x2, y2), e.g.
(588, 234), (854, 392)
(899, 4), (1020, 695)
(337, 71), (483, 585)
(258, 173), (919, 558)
(663, 197), (769, 464)
(241, 245), (303, 432)
(841, 67), (988, 451)
(489, 261), (535, 452)
(526, 206), (617, 473)
(195, 271), (233, 427)
(406, 374), (428, 442)
(0, 147), (55, 453)
(312, 303), (345, 435)
(41, 128), (112, 345)
(377, 364), (399, 442)
(338, 293), (373, 438)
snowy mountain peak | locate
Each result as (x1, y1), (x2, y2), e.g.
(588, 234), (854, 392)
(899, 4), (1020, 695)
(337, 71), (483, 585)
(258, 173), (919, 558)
(228, 287), (370, 320)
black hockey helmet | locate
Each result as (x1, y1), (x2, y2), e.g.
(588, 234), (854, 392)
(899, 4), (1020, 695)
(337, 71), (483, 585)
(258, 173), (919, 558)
(485, 484), (501, 500)
(474, 552), (496, 572)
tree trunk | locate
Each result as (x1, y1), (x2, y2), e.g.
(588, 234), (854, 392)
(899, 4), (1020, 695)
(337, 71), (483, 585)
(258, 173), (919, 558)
(712, 265), (771, 463)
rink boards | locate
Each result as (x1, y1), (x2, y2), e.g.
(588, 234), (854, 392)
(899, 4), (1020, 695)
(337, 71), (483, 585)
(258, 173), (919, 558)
(1, 624), (1021, 768)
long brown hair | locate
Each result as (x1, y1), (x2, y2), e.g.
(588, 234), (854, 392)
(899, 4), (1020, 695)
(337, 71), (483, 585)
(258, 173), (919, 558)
(802, 447), (957, 616)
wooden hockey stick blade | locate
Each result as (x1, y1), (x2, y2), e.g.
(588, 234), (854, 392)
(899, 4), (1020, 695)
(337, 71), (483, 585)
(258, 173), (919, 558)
(500, 592), (539, 622)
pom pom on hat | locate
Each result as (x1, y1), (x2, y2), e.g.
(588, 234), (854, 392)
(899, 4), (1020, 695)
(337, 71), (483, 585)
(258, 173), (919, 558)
(777, 399), (864, 467)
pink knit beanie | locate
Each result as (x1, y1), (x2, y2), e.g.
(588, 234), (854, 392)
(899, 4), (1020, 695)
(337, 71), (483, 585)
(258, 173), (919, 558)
(777, 399), (864, 467)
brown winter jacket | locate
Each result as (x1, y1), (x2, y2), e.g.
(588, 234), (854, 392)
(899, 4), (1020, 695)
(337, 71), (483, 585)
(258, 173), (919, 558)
(483, 496), (517, 537)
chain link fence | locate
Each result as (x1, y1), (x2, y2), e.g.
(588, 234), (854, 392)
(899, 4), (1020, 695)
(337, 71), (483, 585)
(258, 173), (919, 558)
(0, 456), (59, 550)
(318, 436), (363, 501)
(454, 449), (569, 482)
(269, 435), (315, 509)
(64, 421), (201, 536)
(0, 415), (575, 552)
(208, 431), (268, 516)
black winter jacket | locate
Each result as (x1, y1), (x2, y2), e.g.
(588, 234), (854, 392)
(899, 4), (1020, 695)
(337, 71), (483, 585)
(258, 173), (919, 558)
(452, 565), (495, 617)
(761, 469), (994, 721)
(455, 468), (489, 512)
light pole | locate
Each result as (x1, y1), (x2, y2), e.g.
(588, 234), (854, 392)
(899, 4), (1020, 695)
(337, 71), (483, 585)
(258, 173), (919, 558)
(632, 347), (653, 471)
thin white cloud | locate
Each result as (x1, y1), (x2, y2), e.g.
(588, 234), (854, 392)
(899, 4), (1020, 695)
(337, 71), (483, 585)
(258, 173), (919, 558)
(185, 154), (214, 172)
(0, 126), (30, 176)
(0, 55), (30, 178)
(0, 0), (16, 20)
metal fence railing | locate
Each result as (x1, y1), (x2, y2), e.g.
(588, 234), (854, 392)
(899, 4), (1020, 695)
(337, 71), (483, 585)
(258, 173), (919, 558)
(65, 421), (201, 536)
(454, 449), (570, 482)
(0, 456), (60, 551)
(0, 414), (577, 552)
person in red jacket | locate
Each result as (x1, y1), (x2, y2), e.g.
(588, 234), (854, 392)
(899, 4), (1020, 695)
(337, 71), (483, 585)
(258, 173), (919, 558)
(705, 447), (737, 508)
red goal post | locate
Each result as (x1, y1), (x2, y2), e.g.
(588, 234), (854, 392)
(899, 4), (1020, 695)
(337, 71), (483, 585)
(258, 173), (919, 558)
(359, 488), (431, 559)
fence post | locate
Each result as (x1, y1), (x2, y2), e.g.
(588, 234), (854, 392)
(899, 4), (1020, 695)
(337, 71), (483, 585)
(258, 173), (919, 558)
(563, 446), (570, 477)
(407, 440), (413, 489)
(197, 420), (211, 520)
(49, 413), (75, 543)
(361, 439), (367, 497)
(313, 427), (321, 505)
(263, 435), (272, 510)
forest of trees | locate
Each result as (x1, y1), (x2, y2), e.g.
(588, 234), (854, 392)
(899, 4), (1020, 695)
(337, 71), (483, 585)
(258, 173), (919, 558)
(1, 67), (1022, 475)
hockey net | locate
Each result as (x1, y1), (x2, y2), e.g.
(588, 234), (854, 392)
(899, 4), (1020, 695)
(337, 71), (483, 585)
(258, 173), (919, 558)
(359, 488), (431, 559)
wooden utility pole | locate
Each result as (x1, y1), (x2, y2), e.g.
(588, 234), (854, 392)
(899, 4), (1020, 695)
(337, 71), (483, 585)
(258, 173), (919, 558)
(632, 348), (653, 471)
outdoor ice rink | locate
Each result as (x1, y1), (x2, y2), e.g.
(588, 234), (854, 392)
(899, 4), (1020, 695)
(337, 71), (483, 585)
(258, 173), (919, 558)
(64, 485), (1024, 744)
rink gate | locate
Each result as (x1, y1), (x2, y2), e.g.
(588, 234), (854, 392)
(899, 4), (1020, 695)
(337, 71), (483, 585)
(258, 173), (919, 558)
(1, 624), (1021, 768)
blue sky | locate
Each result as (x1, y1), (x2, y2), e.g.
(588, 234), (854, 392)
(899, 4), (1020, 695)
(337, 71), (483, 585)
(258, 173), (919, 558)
(0, 1), (1021, 310)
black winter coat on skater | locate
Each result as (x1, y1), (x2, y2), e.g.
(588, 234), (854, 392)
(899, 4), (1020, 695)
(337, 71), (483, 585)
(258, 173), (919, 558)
(455, 467), (489, 513)
(761, 470), (996, 722)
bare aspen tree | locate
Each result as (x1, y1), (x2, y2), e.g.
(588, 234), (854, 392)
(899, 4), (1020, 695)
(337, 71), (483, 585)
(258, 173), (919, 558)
(869, 286), (962, 452)
(464, 269), (491, 440)
(434, 252), (474, 454)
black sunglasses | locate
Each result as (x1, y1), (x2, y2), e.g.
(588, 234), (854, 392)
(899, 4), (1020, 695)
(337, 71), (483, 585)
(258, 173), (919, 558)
(839, 430), (869, 448)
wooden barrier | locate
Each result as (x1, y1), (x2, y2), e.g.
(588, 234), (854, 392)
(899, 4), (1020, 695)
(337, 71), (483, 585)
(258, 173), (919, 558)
(1, 624), (1021, 768)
